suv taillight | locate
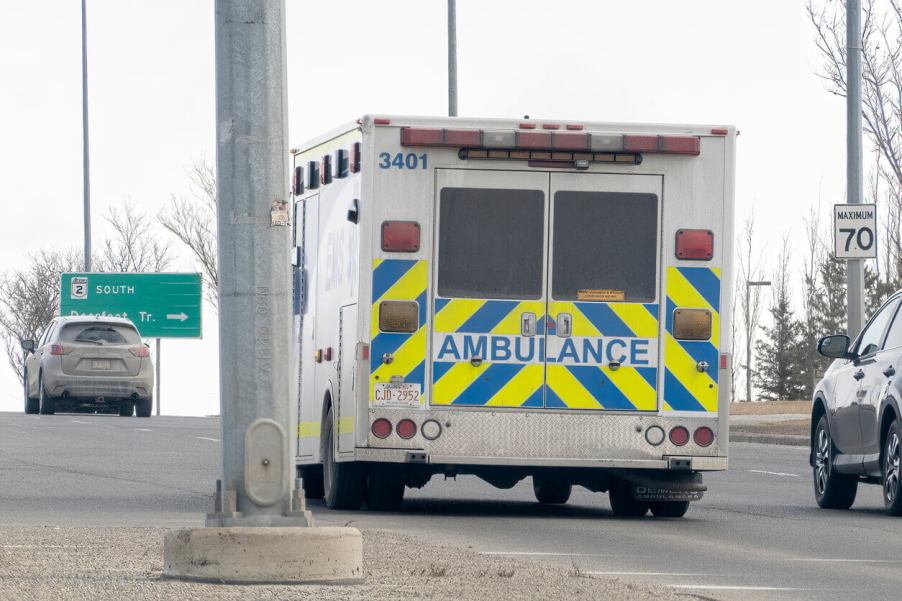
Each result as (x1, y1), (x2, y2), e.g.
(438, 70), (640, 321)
(129, 346), (150, 358)
(49, 344), (73, 355)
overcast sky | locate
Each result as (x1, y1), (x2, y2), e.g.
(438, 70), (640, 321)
(0, 0), (849, 414)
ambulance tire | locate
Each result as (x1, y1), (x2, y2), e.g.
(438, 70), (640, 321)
(365, 466), (405, 511)
(532, 476), (572, 504)
(300, 466), (325, 499)
(322, 408), (366, 510)
(649, 501), (690, 518)
(609, 483), (649, 517)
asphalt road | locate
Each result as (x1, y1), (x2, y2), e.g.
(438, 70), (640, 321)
(2, 411), (902, 600)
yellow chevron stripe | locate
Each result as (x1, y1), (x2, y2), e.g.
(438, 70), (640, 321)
(546, 364), (603, 409)
(601, 366), (657, 410)
(667, 267), (720, 342)
(664, 333), (718, 411)
(434, 298), (485, 333)
(371, 327), (426, 386)
(373, 258), (383, 270)
(489, 300), (545, 335)
(484, 363), (545, 407)
(609, 304), (659, 338)
(371, 260), (427, 338)
(431, 361), (490, 405)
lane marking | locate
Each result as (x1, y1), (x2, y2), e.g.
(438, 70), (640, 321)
(480, 551), (613, 558)
(196, 436), (220, 442)
(589, 571), (706, 577)
(136, 428), (152, 432)
(72, 420), (90, 424)
(785, 558), (901, 563)
(749, 469), (799, 477)
(1, 545), (75, 549)
(669, 585), (804, 591)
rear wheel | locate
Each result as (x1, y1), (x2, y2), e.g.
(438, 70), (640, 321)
(533, 475), (572, 504)
(650, 501), (690, 518)
(882, 419), (902, 516)
(609, 483), (649, 517)
(299, 466), (325, 499)
(813, 415), (857, 509)
(38, 375), (55, 415)
(135, 397), (152, 418)
(366, 466), (405, 511)
(23, 368), (38, 415)
(119, 401), (134, 417)
(322, 408), (365, 510)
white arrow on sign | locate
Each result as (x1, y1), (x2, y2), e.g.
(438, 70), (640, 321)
(166, 312), (189, 322)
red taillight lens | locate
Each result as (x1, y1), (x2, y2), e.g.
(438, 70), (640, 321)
(675, 229), (714, 260)
(396, 419), (417, 439)
(669, 426), (690, 446)
(694, 426), (715, 447)
(371, 418), (392, 439)
(129, 346), (150, 358)
(381, 221), (420, 252)
(49, 344), (73, 356)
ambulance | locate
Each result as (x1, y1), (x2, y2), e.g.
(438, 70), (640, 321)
(290, 115), (734, 518)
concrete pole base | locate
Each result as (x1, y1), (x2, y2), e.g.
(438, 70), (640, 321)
(163, 526), (363, 584)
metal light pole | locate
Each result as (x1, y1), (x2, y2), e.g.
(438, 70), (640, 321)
(448, 0), (458, 117)
(745, 280), (771, 402)
(847, 0), (866, 338)
(81, 0), (92, 271)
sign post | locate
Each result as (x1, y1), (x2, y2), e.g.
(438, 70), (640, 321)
(834, 204), (877, 260)
(60, 273), (202, 339)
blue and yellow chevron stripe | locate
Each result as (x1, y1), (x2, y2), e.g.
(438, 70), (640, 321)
(663, 266), (721, 412)
(545, 302), (659, 411)
(432, 299), (547, 407)
(370, 259), (427, 405)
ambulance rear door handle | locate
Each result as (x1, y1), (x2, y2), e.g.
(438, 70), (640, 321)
(521, 312), (536, 337)
(556, 313), (572, 338)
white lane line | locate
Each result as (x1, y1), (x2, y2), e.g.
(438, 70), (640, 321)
(1, 545), (75, 549)
(669, 585), (804, 592)
(589, 571), (706, 577)
(480, 551), (613, 558)
(786, 558), (901, 563)
(196, 436), (220, 442)
(749, 469), (800, 477)
(136, 428), (152, 432)
(72, 420), (90, 424)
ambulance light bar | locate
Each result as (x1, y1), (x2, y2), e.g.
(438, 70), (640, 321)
(401, 127), (701, 156)
(458, 148), (642, 166)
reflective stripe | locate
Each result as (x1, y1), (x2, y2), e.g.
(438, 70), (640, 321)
(298, 421), (319, 438)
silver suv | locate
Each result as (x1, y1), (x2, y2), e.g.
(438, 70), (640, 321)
(22, 316), (155, 417)
(813, 293), (902, 515)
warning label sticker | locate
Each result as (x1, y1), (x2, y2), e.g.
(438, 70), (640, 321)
(577, 289), (625, 302)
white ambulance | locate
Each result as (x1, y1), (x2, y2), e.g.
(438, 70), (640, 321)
(290, 115), (734, 518)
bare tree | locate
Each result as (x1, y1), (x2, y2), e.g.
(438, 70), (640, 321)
(0, 249), (83, 385)
(159, 160), (218, 307)
(736, 214), (767, 402)
(98, 200), (172, 273)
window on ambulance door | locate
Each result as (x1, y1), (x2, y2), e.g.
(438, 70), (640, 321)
(552, 191), (658, 302)
(438, 188), (544, 299)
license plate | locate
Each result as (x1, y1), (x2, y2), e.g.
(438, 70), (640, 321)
(373, 382), (421, 407)
(91, 359), (111, 370)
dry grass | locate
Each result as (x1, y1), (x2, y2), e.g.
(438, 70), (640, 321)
(732, 418), (808, 436)
(729, 400), (809, 415)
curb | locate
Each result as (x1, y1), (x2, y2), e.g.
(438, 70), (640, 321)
(730, 432), (807, 447)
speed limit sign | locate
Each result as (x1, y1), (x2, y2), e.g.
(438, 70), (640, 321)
(834, 204), (877, 259)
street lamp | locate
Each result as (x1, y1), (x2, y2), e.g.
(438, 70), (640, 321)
(745, 280), (771, 402)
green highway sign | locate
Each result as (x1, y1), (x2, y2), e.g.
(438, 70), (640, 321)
(60, 273), (202, 339)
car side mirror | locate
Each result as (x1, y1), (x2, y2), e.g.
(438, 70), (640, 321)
(818, 335), (853, 359)
(20, 339), (34, 353)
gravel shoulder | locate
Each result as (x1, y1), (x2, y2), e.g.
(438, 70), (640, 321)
(0, 527), (694, 601)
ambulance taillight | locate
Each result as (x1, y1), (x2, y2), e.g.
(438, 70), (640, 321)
(675, 229), (714, 260)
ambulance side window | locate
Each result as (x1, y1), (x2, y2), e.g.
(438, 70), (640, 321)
(552, 191), (658, 303)
(437, 187), (544, 300)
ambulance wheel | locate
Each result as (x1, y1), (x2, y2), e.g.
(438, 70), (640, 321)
(533, 475), (572, 504)
(366, 466), (405, 511)
(650, 501), (690, 518)
(322, 407), (365, 510)
(300, 466), (324, 499)
(609, 483), (649, 517)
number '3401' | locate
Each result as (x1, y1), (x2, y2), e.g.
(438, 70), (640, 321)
(379, 152), (428, 170)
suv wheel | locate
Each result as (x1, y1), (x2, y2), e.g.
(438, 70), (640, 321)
(38, 374), (55, 415)
(135, 397), (152, 418)
(813, 415), (857, 509)
(322, 407), (365, 510)
(883, 419), (902, 515)
(119, 401), (134, 417)
(23, 368), (39, 415)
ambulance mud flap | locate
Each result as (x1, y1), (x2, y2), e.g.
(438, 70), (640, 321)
(619, 470), (706, 502)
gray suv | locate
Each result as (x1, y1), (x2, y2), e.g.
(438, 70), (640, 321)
(22, 316), (155, 417)
(814, 293), (902, 515)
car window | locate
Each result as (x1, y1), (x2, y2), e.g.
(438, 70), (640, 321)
(60, 323), (141, 345)
(881, 300), (902, 351)
(856, 297), (901, 356)
(39, 323), (54, 347)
